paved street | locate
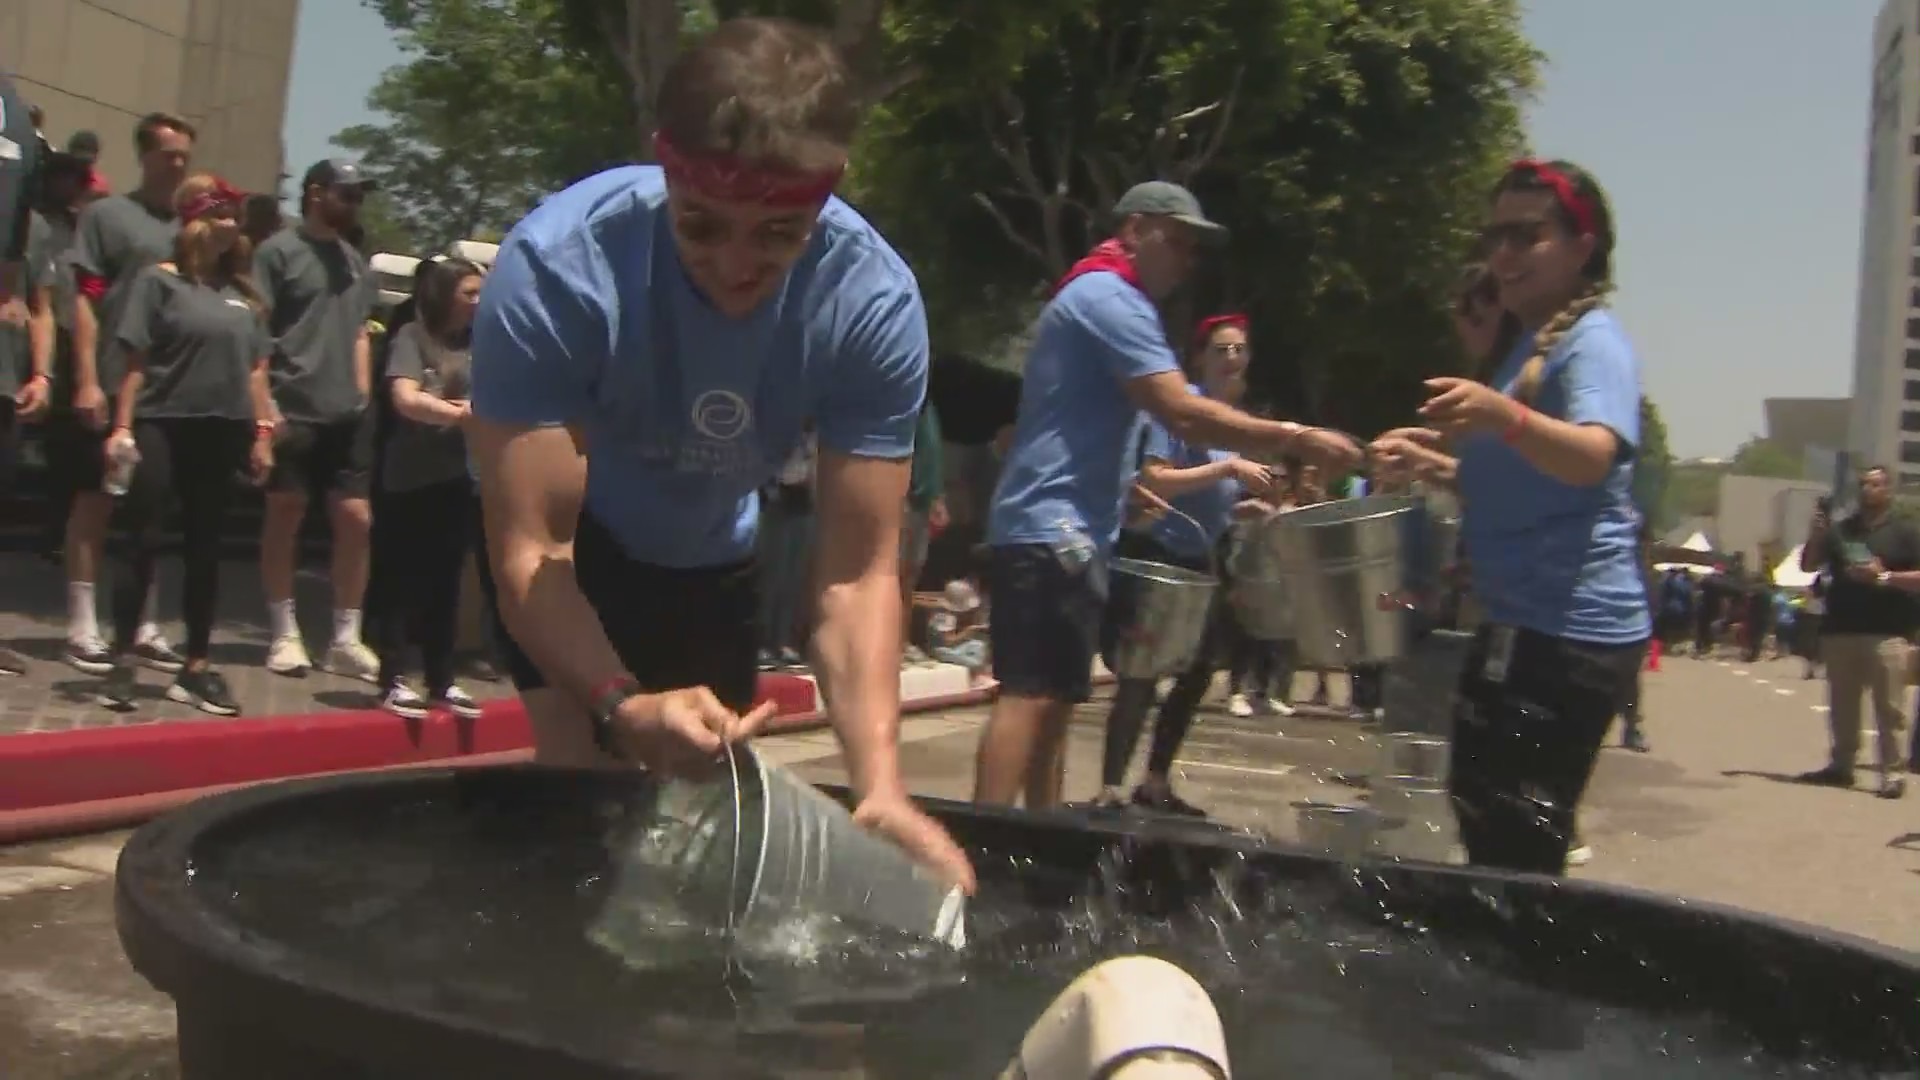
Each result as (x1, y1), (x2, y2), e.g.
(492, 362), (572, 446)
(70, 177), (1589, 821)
(1, 647), (1917, 1077)
(0, 554), (506, 734)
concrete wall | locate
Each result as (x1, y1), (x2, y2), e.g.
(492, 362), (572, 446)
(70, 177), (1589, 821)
(2, 0), (299, 195)
(1717, 474), (1829, 567)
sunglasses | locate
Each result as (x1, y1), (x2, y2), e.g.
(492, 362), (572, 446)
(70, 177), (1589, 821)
(1477, 219), (1554, 255)
(331, 185), (365, 205)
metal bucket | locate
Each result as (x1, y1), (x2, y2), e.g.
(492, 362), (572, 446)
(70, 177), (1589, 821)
(603, 746), (966, 951)
(1225, 528), (1294, 641)
(1256, 495), (1420, 668)
(1105, 557), (1218, 679)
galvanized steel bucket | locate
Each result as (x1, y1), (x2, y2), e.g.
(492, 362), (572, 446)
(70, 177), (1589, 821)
(1104, 557), (1219, 679)
(1255, 494), (1422, 668)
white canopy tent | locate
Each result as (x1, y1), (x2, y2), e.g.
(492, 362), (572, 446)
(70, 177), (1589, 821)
(1679, 531), (1713, 553)
(1772, 545), (1816, 588)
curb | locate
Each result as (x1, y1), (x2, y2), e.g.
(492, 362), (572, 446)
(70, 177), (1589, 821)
(0, 674), (998, 817)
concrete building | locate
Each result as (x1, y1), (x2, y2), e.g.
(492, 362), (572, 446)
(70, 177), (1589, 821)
(2, 0), (300, 196)
(1715, 474), (1828, 569)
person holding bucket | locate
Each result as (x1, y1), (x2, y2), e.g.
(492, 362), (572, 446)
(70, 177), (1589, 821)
(1377, 159), (1649, 875)
(467, 18), (972, 892)
(974, 183), (1361, 810)
(1095, 314), (1275, 817)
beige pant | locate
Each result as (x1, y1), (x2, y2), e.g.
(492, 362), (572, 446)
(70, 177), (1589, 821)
(1822, 633), (1911, 774)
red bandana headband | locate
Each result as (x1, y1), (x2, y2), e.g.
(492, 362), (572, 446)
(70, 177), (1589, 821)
(180, 177), (245, 224)
(1193, 313), (1248, 348)
(652, 130), (843, 208)
(1510, 159), (1596, 237)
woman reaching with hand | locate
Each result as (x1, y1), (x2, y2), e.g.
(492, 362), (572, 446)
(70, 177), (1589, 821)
(1095, 315), (1274, 817)
(1377, 160), (1649, 875)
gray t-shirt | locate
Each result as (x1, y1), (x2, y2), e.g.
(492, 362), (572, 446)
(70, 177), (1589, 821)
(0, 211), (57, 397)
(254, 228), (375, 423)
(382, 322), (472, 492)
(114, 265), (268, 421)
(73, 193), (179, 390)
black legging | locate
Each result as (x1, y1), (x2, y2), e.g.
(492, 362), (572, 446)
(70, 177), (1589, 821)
(368, 479), (475, 693)
(1449, 626), (1646, 874)
(111, 418), (250, 660)
(1101, 533), (1225, 788)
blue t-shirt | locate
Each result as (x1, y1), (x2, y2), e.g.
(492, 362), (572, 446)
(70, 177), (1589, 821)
(987, 273), (1180, 551)
(470, 166), (928, 568)
(1456, 308), (1650, 644)
(1141, 398), (1240, 560)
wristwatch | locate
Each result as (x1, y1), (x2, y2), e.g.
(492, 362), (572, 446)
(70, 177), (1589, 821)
(587, 676), (645, 759)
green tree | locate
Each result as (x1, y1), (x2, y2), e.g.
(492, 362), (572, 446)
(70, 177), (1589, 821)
(1729, 436), (1803, 480)
(1635, 395), (1675, 528)
(335, 0), (636, 253)
(852, 0), (1538, 434)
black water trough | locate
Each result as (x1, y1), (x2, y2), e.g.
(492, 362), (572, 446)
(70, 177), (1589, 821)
(116, 767), (1920, 1079)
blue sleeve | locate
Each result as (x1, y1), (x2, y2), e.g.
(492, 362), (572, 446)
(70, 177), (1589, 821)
(470, 229), (610, 427)
(1556, 322), (1641, 450)
(1072, 278), (1181, 385)
(1141, 419), (1176, 464)
(815, 282), (928, 460)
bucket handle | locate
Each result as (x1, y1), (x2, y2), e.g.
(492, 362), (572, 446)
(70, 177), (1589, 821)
(1160, 504), (1225, 583)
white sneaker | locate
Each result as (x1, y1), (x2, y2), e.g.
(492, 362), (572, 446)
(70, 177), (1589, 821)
(325, 640), (381, 684)
(1567, 841), (1594, 868)
(1227, 693), (1254, 718)
(381, 681), (430, 721)
(435, 684), (484, 721)
(266, 635), (312, 676)
(1253, 694), (1297, 718)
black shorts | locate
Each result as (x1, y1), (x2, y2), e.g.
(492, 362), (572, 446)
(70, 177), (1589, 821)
(986, 542), (1108, 703)
(475, 509), (761, 712)
(268, 415), (372, 499)
(42, 406), (110, 496)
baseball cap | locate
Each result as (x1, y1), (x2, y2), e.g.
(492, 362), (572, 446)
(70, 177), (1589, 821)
(301, 158), (377, 192)
(1113, 181), (1227, 243)
(65, 131), (100, 162)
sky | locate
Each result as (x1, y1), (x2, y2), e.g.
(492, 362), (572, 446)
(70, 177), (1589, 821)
(281, 0), (1886, 459)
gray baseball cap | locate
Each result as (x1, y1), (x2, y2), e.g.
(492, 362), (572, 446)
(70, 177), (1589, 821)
(1113, 180), (1227, 243)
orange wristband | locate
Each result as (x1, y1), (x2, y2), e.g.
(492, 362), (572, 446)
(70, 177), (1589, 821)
(1502, 406), (1530, 444)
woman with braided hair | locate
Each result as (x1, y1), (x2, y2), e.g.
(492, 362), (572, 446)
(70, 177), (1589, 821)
(1381, 158), (1649, 875)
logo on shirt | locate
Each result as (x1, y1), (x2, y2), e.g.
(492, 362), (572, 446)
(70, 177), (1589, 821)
(690, 390), (751, 441)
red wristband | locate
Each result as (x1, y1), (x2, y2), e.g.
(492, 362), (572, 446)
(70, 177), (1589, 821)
(1502, 406), (1530, 444)
(589, 674), (640, 706)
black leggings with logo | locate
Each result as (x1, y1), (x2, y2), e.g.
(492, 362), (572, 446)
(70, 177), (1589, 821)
(1449, 625), (1646, 874)
(112, 418), (252, 660)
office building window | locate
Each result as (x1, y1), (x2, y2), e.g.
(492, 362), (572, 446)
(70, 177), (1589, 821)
(1907, 379), (1920, 400)
(1905, 412), (1920, 432)
(1903, 441), (1920, 465)
(1912, 285), (1920, 307)
(1909, 317), (1920, 340)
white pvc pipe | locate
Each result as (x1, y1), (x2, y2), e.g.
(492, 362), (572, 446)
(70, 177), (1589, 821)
(998, 955), (1230, 1080)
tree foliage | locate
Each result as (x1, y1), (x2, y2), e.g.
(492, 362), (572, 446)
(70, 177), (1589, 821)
(1729, 436), (1803, 480)
(336, 0), (635, 254)
(1635, 395), (1674, 528)
(341, 0), (1538, 438)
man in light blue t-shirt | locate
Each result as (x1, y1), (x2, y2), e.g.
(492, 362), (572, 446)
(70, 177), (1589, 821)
(974, 182), (1360, 808)
(468, 18), (969, 889)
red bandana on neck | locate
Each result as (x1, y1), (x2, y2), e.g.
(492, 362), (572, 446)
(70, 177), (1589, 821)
(1050, 239), (1143, 298)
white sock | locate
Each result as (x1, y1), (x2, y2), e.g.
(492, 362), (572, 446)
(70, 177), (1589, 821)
(269, 599), (298, 641)
(135, 588), (162, 645)
(67, 581), (99, 645)
(333, 608), (363, 646)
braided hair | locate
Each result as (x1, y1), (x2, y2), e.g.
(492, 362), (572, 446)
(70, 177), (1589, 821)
(1492, 160), (1616, 405)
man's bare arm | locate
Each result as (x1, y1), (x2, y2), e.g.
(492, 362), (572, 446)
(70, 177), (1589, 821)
(1125, 371), (1305, 455)
(470, 418), (625, 702)
(809, 450), (910, 800)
